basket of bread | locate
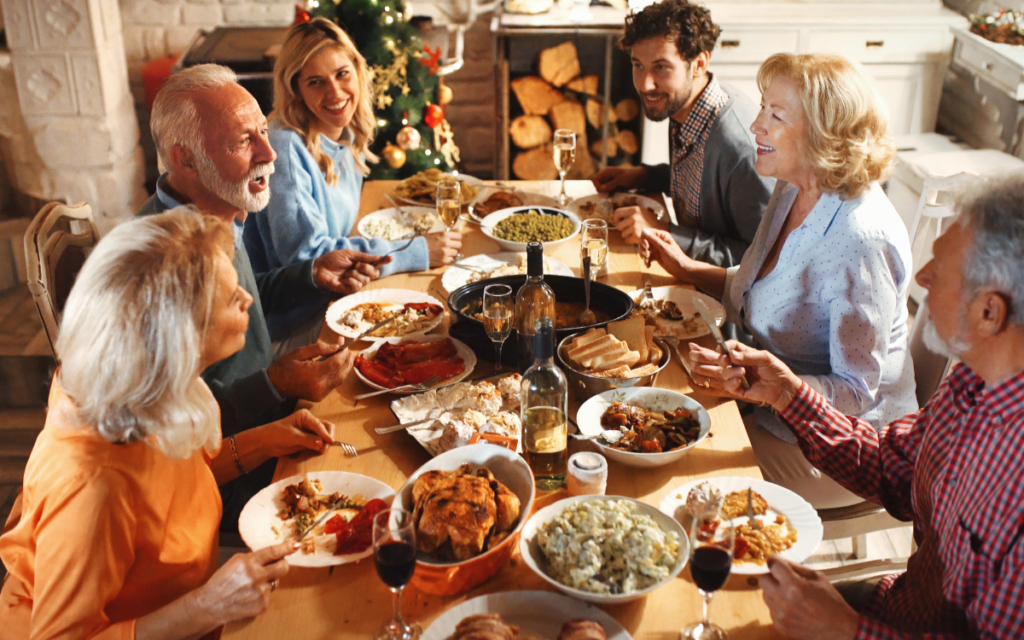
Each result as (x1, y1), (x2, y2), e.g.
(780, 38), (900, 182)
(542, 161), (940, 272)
(557, 316), (670, 398)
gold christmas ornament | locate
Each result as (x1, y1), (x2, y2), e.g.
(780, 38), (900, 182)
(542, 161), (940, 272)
(383, 143), (406, 169)
(438, 83), (453, 105)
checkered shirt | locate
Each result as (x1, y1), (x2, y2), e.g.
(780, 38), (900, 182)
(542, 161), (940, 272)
(779, 363), (1024, 639)
(669, 75), (730, 228)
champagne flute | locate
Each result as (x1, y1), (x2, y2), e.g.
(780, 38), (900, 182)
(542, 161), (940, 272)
(483, 284), (514, 371)
(436, 178), (462, 261)
(580, 219), (609, 279)
(553, 130), (576, 208)
(373, 508), (420, 640)
(682, 513), (735, 640)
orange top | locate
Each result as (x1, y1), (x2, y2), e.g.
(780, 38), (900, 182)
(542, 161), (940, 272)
(0, 381), (222, 640)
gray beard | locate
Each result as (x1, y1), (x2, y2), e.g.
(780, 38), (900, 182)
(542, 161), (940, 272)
(195, 152), (273, 213)
(921, 316), (970, 359)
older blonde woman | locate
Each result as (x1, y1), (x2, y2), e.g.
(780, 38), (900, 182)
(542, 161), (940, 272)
(0, 210), (338, 639)
(643, 53), (917, 509)
(244, 18), (461, 275)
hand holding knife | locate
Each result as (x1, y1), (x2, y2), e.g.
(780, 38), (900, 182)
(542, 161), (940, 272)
(691, 296), (750, 390)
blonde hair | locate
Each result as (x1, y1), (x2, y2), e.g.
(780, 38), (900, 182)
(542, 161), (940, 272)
(757, 53), (895, 199)
(272, 18), (378, 184)
(56, 209), (234, 460)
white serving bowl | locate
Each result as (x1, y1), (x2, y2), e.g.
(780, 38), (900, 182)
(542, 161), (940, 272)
(519, 495), (689, 604)
(576, 387), (711, 468)
(479, 205), (581, 252)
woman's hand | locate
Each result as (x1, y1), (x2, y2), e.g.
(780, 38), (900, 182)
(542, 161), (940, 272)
(689, 341), (804, 412)
(260, 408), (337, 458)
(197, 541), (296, 625)
(639, 229), (700, 283)
(425, 231), (462, 267)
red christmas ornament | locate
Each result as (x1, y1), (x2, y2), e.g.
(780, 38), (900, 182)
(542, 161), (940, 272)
(424, 104), (444, 128)
(417, 45), (443, 75)
(292, 4), (311, 24)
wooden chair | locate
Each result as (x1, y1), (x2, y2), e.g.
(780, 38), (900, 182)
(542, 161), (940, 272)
(23, 202), (100, 354)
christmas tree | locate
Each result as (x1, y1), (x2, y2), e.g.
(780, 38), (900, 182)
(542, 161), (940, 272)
(309, 0), (460, 179)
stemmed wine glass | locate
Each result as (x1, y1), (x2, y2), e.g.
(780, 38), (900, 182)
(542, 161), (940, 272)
(580, 219), (609, 279)
(682, 513), (735, 640)
(373, 508), (420, 640)
(437, 178), (462, 261)
(483, 284), (514, 371)
(553, 129), (576, 207)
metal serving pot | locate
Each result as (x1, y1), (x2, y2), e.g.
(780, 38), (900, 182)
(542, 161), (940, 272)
(446, 274), (634, 367)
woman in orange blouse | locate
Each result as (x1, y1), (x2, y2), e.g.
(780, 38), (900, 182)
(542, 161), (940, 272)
(0, 209), (338, 639)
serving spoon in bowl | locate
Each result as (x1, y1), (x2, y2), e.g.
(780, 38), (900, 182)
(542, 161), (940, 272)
(578, 255), (597, 326)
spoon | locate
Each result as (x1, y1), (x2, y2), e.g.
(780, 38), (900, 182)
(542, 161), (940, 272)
(578, 255), (597, 326)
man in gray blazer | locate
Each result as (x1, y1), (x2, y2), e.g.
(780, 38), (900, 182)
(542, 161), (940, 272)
(592, 0), (773, 269)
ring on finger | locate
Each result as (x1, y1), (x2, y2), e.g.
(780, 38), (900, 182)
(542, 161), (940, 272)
(270, 579), (279, 592)
(702, 377), (710, 389)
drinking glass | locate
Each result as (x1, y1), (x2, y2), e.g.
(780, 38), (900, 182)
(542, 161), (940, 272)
(682, 513), (735, 640)
(437, 178), (462, 261)
(552, 130), (576, 207)
(580, 219), (609, 279)
(373, 508), (420, 640)
(483, 284), (514, 371)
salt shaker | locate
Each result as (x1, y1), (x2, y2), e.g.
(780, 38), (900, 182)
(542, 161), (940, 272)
(566, 451), (608, 496)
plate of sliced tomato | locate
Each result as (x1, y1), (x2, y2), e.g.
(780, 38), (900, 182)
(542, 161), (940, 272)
(354, 335), (477, 394)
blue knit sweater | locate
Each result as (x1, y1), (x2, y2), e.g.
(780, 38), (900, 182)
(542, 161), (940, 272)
(244, 122), (429, 277)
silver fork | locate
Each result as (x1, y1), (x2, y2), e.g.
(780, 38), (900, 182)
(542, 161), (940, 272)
(328, 441), (359, 457)
(747, 487), (762, 529)
(641, 273), (655, 307)
(353, 374), (443, 401)
(373, 233), (420, 265)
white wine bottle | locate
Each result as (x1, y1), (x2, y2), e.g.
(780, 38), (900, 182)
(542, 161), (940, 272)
(514, 241), (555, 375)
(521, 318), (568, 490)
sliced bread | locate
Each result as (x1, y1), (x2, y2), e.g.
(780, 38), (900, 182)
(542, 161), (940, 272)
(608, 316), (647, 362)
(591, 365), (632, 378)
(581, 343), (628, 369)
(567, 334), (617, 365)
(590, 348), (640, 371)
(622, 362), (659, 378)
(569, 327), (606, 351)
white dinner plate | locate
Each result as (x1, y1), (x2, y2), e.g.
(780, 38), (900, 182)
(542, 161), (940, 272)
(238, 471), (395, 568)
(629, 286), (727, 340)
(659, 476), (824, 575)
(356, 206), (445, 240)
(422, 590), (632, 640)
(353, 335), (477, 395)
(324, 288), (445, 342)
(569, 193), (666, 223)
(392, 172), (487, 207)
(470, 187), (559, 219)
(440, 251), (574, 293)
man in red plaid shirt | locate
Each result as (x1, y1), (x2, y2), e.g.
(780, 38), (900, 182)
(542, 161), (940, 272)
(689, 174), (1024, 639)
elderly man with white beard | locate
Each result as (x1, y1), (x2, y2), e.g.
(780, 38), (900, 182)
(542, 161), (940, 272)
(138, 64), (388, 531)
(687, 173), (1024, 639)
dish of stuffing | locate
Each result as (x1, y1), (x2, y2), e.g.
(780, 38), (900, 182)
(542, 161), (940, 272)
(422, 591), (630, 640)
(389, 373), (525, 456)
(238, 471), (395, 567)
(659, 476), (823, 575)
(520, 496), (688, 604)
(325, 288), (445, 341)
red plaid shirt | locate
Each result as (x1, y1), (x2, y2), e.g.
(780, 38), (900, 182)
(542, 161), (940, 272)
(780, 363), (1024, 639)
(669, 74), (729, 229)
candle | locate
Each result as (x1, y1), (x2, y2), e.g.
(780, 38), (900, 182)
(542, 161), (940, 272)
(567, 452), (608, 496)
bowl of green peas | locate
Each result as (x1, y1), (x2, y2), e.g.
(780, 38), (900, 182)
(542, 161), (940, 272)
(480, 206), (582, 252)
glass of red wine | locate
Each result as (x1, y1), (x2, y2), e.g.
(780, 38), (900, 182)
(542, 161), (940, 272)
(372, 508), (420, 640)
(682, 512), (735, 640)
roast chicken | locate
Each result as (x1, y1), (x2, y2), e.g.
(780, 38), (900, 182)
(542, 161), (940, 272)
(412, 464), (521, 561)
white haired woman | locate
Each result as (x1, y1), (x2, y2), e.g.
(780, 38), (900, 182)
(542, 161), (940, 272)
(643, 53), (917, 509)
(244, 18), (462, 274)
(0, 210), (337, 639)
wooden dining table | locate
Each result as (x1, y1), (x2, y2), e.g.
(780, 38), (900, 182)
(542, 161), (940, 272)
(222, 180), (782, 640)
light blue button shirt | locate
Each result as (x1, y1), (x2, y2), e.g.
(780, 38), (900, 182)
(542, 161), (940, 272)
(244, 122), (429, 277)
(724, 181), (918, 441)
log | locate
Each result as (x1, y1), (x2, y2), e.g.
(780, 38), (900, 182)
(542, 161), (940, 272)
(511, 76), (568, 116)
(509, 115), (553, 149)
(615, 98), (640, 122)
(618, 130), (639, 155)
(567, 134), (597, 179)
(513, 144), (560, 180)
(586, 99), (618, 129)
(549, 101), (587, 137)
(567, 74), (599, 96)
(591, 136), (618, 157)
(538, 42), (580, 88)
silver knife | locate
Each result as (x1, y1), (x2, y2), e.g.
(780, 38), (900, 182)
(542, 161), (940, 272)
(692, 296), (750, 390)
(295, 508), (338, 543)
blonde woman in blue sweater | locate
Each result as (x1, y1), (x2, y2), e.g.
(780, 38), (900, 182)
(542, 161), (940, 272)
(245, 18), (462, 276)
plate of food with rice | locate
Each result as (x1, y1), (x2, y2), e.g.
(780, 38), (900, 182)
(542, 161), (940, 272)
(325, 288), (445, 342)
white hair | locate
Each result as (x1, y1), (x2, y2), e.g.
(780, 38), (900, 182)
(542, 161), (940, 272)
(150, 64), (239, 171)
(957, 172), (1024, 326)
(55, 208), (234, 459)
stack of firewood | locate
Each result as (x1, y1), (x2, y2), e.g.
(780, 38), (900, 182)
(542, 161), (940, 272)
(509, 41), (640, 181)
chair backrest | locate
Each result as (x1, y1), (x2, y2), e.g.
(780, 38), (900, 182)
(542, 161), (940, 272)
(908, 172), (975, 244)
(908, 295), (954, 407)
(23, 202), (100, 354)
